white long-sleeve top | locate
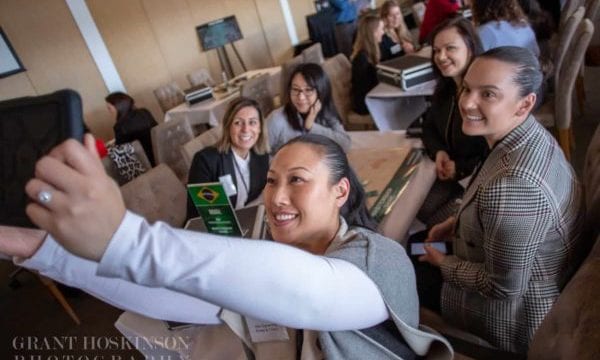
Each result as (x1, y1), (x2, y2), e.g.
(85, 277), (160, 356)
(20, 211), (387, 331)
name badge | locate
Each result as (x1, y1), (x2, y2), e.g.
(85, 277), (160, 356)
(246, 317), (289, 343)
(219, 174), (237, 196)
(391, 44), (402, 54)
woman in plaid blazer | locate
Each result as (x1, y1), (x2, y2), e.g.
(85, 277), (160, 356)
(418, 47), (585, 353)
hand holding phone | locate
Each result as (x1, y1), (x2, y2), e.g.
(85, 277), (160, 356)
(410, 241), (447, 256)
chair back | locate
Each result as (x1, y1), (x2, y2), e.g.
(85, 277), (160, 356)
(585, 0), (600, 21)
(151, 118), (194, 181)
(322, 53), (353, 125)
(180, 127), (222, 172)
(560, 0), (586, 30)
(153, 82), (185, 112)
(241, 74), (274, 117)
(187, 68), (215, 88)
(120, 164), (187, 227)
(525, 121), (600, 359)
(103, 140), (152, 185)
(280, 55), (304, 99)
(302, 42), (325, 64)
(555, 19), (594, 131)
(553, 6), (585, 92)
(584, 122), (600, 229)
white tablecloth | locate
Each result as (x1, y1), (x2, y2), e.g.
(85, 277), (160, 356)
(366, 46), (436, 130)
(164, 67), (281, 129)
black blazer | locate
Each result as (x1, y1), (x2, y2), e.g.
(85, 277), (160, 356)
(351, 51), (379, 115)
(113, 108), (158, 165)
(186, 146), (270, 220)
(379, 33), (405, 62)
(421, 80), (488, 180)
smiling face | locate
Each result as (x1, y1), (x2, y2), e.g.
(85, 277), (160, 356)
(290, 73), (318, 115)
(263, 143), (348, 254)
(385, 5), (403, 29)
(228, 105), (261, 158)
(459, 57), (536, 147)
(432, 27), (471, 80)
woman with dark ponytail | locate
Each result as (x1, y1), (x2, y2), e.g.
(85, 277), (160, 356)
(3, 135), (453, 359)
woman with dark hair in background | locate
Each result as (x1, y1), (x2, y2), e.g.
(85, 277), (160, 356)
(267, 63), (350, 152)
(105, 92), (158, 165)
(471, 0), (540, 56)
(418, 17), (488, 225)
(418, 46), (584, 353)
(350, 13), (384, 115)
(418, 0), (460, 44)
(1, 134), (453, 359)
(379, 0), (415, 61)
(187, 97), (270, 219)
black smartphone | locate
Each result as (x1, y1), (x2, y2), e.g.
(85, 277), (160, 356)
(0, 89), (84, 228)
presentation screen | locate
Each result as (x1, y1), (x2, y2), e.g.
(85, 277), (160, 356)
(196, 16), (243, 51)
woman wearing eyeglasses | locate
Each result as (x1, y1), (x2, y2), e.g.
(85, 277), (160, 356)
(266, 63), (351, 152)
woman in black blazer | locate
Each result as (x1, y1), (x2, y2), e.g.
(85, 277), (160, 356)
(186, 97), (270, 220)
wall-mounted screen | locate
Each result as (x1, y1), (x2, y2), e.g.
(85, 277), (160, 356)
(196, 16), (243, 51)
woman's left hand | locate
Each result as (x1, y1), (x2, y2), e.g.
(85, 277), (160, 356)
(402, 41), (415, 54)
(304, 100), (322, 131)
(419, 245), (446, 267)
(24, 134), (126, 262)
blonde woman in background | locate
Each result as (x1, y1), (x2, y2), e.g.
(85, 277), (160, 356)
(379, 0), (416, 60)
(351, 13), (385, 115)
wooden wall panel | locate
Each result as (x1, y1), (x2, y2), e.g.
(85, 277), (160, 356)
(87, 0), (171, 124)
(0, 0), (112, 140)
(0, 0), (303, 140)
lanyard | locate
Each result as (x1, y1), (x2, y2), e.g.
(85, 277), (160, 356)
(232, 155), (250, 196)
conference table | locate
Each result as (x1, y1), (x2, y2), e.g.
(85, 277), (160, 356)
(365, 47), (436, 130)
(114, 130), (435, 359)
(164, 66), (281, 129)
(348, 130), (435, 243)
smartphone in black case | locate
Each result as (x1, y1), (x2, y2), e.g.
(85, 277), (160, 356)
(0, 89), (84, 228)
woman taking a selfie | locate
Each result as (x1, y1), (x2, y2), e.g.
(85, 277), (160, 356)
(418, 46), (584, 353)
(1, 135), (452, 359)
(267, 63), (350, 152)
(186, 97), (269, 219)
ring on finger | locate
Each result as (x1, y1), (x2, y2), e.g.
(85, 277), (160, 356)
(37, 190), (53, 205)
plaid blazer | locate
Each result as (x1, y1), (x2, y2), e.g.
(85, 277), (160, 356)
(439, 115), (584, 353)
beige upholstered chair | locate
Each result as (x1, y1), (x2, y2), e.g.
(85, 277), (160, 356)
(560, 0), (586, 29)
(151, 118), (194, 181)
(103, 140), (152, 185)
(575, 0), (600, 112)
(322, 53), (376, 130)
(535, 7), (584, 126)
(120, 164), (187, 228)
(280, 54), (304, 98)
(527, 123), (600, 359)
(180, 126), (222, 172)
(536, 19), (594, 161)
(186, 68), (215, 88)
(153, 82), (185, 112)
(302, 42), (325, 64)
(241, 73), (274, 118)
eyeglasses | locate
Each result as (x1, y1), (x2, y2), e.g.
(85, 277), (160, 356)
(290, 87), (316, 98)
